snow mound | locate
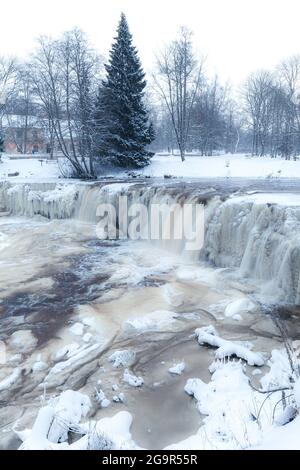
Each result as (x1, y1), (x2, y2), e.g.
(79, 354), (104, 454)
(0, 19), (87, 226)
(17, 390), (91, 449)
(16, 389), (137, 450)
(171, 361), (264, 449)
(195, 325), (264, 366)
(255, 415), (300, 450)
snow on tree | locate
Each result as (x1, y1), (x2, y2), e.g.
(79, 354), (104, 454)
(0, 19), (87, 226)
(94, 13), (154, 168)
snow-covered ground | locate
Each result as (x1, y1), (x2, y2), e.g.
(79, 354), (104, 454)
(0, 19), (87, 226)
(0, 155), (60, 181)
(141, 153), (300, 179)
(3, 153), (300, 181)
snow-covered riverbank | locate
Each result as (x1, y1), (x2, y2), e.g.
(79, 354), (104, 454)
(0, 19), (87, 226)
(3, 153), (300, 181)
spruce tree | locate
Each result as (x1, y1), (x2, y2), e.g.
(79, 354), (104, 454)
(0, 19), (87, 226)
(95, 13), (154, 168)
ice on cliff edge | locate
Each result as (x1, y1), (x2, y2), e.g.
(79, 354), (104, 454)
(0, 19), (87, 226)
(203, 193), (300, 303)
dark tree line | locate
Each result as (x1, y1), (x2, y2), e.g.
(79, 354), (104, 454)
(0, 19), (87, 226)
(152, 28), (241, 157)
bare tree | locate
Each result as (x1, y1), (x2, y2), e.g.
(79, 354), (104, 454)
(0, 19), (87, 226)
(30, 29), (101, 178)
(153, 27), (204, 161)
(4, 63), (40, 154)
(190, 75), (229, 155)
(0, 56), (17, 128)
(244, 71), (274, 156)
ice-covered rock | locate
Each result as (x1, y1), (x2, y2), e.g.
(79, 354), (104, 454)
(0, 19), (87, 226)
(69, 322), (84, 336)
(0, 368), (21, 392)
(123, 369), (144, 387)
(203, 196), (300, 304)
(109, 350), (135, 368)
(168, 362), (186, 375)
(8, 330), (38, 354)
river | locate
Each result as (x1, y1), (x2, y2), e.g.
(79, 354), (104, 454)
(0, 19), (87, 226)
(0, 178), (300, 449)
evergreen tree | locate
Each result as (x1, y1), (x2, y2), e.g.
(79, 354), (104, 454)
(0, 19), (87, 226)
(95, 13), (154, 168)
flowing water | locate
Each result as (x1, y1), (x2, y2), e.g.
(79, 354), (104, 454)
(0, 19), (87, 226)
(1, 179), (300, 449)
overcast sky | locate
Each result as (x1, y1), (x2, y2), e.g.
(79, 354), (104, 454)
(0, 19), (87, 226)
(2, 0), (300, 86)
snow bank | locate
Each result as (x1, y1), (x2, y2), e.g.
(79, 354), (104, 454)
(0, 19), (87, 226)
(16, 389), (137, 450)
(109, 350), (135, 368)
(4, 153), (300, 183)
(3, 153), (300, 182)
(0, 156), (59, 182)
(17, 390), (91, 449)
(195, 325), (264, 366)
(168, 360), (280, 450)
(260, 349), (294, 390)
(166, 361), (265, 449)
(138, 153), (300, 179)
(256, 415), (300, 450)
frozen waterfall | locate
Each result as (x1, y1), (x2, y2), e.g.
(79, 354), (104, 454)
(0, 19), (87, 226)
(1, 180), (300, 303)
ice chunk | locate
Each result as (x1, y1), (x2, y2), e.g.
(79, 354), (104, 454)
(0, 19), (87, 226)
(168, 362), (185, 375)
(123, 369), (144, 387)
(109, 350), (135, 368)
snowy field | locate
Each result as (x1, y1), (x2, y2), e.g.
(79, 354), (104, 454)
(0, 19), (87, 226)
(3, 153), (300, 181)
(141, 153), (300, 179)
(0, 155), (60, 182)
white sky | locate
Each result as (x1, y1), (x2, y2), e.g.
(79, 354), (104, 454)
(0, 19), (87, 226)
(2, 0), (300, 86)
